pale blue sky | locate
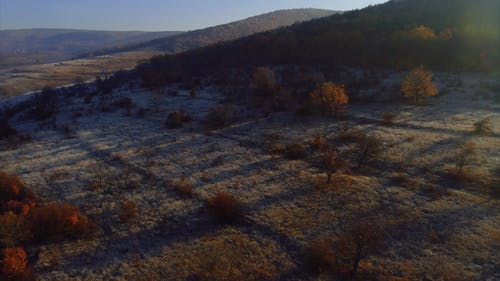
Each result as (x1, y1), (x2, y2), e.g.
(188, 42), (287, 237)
(0, 0), (387, 31)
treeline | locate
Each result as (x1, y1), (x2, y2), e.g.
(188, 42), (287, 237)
(135, 0), (499, 86)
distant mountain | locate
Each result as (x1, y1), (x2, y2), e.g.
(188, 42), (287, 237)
(87, 9), (339, 56)
(135, 0), (499, 81)
(0, 29), (181, 68)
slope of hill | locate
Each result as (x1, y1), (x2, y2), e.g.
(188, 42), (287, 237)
(0, 29), (181, 68)
(0, 68), (498, 281)
(86, 9), (338, 56)
(136, 0), (499, 81)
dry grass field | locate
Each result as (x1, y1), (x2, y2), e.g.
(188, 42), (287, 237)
(0, 70), (499, 280)
(0, 51), (161, 98)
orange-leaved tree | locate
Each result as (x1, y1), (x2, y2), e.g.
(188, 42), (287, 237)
(409, 25), (436, 40)
(401, 65), (438, 105)
(309, 82), (349, 116)
(2, 247), (28, 277)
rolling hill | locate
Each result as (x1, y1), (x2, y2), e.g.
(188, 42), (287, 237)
(0, 29), (181, 68)
(85, 9), (339, 56)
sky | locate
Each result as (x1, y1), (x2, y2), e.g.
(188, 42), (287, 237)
(0, 0), (387, 31)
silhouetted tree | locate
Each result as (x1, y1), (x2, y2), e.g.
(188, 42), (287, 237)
(251, 67), (278, 97)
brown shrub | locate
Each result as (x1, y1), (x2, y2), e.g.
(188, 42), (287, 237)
(388, 173), (421, 189)
(207, 193), (242, 223)
(311, 135), (331, 151)
(284, 142), (308, 160)
(381, 112), (397, 126)
(171, 181), (194, 198)
(320, 149), (346, 183)
(473, 118), (493, 135)
(28, 203), (93, 242)
(205, 104), (234, 129)
(0, 212), (30, 247)
(0, 118), (17, 140)
(353, 133), (384, 168)
(0, 247), (36, 281)
(454, 142), (478, 174)
(0, 172), (36, 213)
(119, 200), (137, 223)
(422, 184), (449, 200)
(166, 111), (192, 129)
(1, 247), (27, 277)
(334, 220), (386, 279)
(304, 237), (336, 274)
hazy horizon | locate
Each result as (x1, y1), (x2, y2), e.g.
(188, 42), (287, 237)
(0, 0), (387, 32)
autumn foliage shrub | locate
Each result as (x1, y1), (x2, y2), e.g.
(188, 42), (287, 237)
(320, 149), (346, 183)
(118, 200), (138, 223)
(0, 213), (27, 248)
(0, 173), (36, 214)
(28, 203), (93, 242)
(1, 247), (27, 277)
(207, 193), (242, 223)
(0, 172), (92, 280)
(309, 82), (349, 116)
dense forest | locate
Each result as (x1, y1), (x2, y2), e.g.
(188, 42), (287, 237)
(136, 0), (499, 85)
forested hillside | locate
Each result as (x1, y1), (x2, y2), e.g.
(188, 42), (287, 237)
(84, 9), (337, 56)
(136, 0), (499, 84)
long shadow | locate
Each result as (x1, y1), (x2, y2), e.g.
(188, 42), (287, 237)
(54, 175), (314, 275)
(351, 115), (500, 138)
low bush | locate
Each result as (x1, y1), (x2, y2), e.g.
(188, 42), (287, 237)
(1, 247), (31, 280)
(28, 203), (93, 242)
(0, 119), (17, 140)
(29, 88), (59, 121)
(0, 212), (30, 247)
(320, 149), (346, 183)
(304, 237), (336, 274)
(284, 142), (308, 160)
(207, 192), (242, 223)
(2, 247), (27, 275)
(0, 173), (36, 212)
(166, 111), (192, 129)
(113, 97), (135, 115)
(473, 118), (493, 135)
(118, 200), (137, 224)
(381, 112), (397, 126)
(170, 181), (194, 198)
(311, 135), (331, 151)
(205, 105), (234, 129)
(353, 133), (384, 168)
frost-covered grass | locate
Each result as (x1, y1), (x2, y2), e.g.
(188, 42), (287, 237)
(0, 71), (499, 281)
